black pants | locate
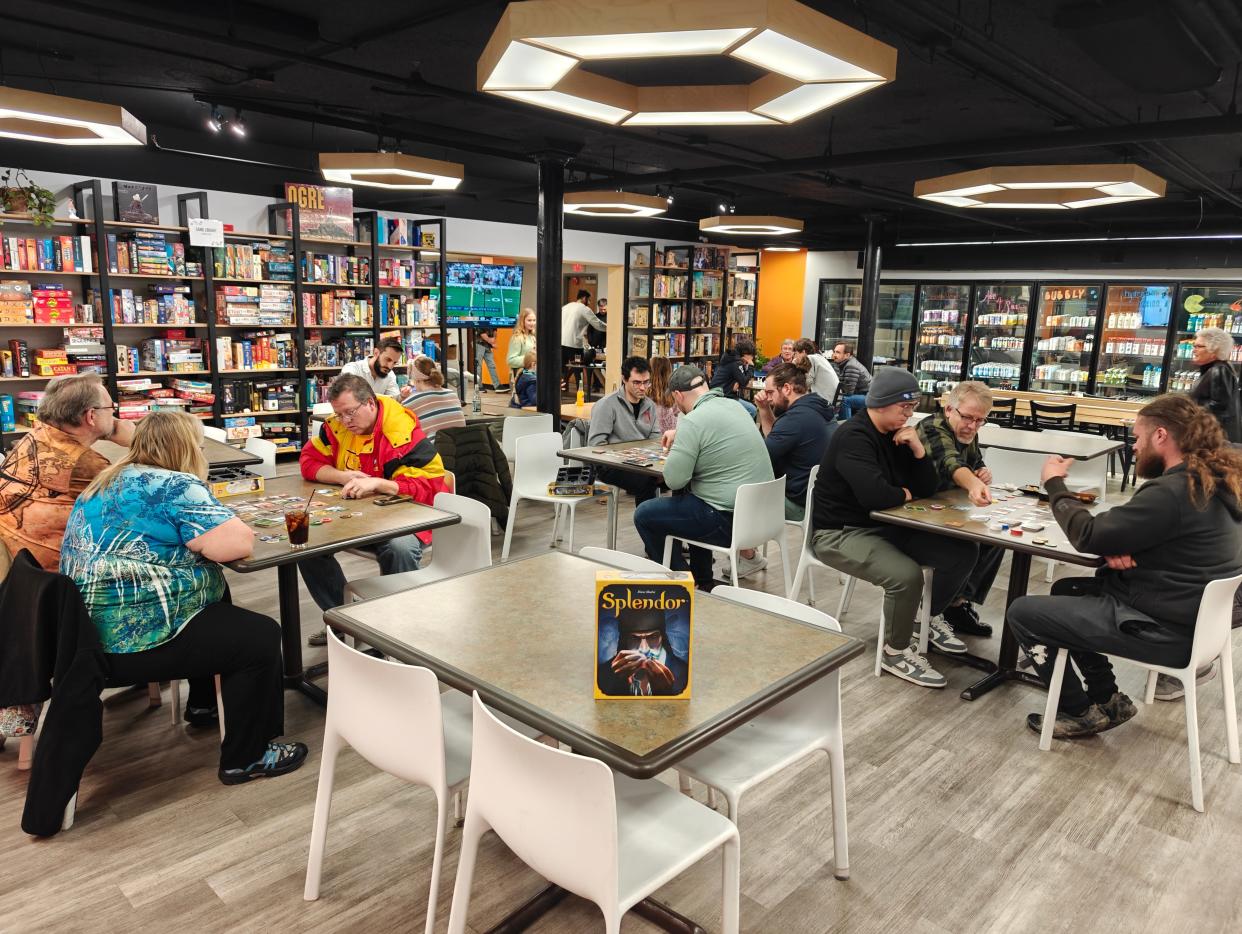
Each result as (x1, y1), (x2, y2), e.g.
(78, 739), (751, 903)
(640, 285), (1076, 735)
(1007, 577), (1193, 715)
(957, 544), (1005, 605)
(104, 602), (285, 770)
(595, 465), (661, 505)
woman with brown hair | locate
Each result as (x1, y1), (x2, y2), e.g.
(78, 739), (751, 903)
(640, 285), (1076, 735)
(60, 412), (306, 784)
(648, 355), (679, 433)
(404, 355), (466, 439)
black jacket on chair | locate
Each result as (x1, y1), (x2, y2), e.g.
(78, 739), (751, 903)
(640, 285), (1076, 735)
(0, 550), (107, 837)
(434, 423), (514, 529)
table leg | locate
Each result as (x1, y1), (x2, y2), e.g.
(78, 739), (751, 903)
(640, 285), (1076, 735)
(277, 563), (327, 706)
(607, 489), (618, 549)
(960, 551), (1045, 701)
(483, 884), (704, 933)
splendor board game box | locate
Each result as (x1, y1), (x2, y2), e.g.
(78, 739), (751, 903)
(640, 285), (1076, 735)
(595, 570), (693, 699)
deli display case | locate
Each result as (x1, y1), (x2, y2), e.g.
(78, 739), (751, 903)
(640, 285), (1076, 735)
(1096, 283), (1174, 398)
(1170, 283), (1242, 392)
(1029, 284), (1101, 394)
(913, 283), (971, 395)
(967, 283), (1031, 389)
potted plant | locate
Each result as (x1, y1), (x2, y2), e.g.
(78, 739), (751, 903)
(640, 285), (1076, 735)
(0, 168), (57, 227)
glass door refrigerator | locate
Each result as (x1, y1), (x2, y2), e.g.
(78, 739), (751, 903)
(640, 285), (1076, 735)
(816, 280), (863, 351)
(875, 283), (916, 369)
(913, 283), (971, 396)
(1095, 283), (1174, 398)
(967, 283), (1031, 389)
(1170, 283), (1242, 392)
(1029, 284), (1102, 394)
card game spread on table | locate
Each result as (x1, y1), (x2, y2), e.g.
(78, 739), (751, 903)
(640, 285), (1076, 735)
(229, 488), (364, 542)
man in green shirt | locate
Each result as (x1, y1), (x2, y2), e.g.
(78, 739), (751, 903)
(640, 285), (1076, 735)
(916, 380), (1003, 638)
(634, 365), (774, 590)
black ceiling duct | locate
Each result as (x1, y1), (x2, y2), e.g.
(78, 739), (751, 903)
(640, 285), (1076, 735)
(1054, 0), (1221, 94)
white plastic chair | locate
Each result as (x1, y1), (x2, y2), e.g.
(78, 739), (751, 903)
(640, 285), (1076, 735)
(446, 693), (740, 934)
(243, 436), (278, 479)
(675, 587), (849, 880)
(1038, 573), (1242, 811)
(500, 413), (553, 462)
(344, 492), (492, 602)
(660, 476), (792, 594)
(311, 401), (334, 437)
(201, 425), (227, 443)
(501, 433), (611, 562)
(578, 546), (667, 574)
(165, 675), (226, 741)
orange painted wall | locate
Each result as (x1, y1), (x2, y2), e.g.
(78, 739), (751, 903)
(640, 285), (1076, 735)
(756, 250), (809, 362)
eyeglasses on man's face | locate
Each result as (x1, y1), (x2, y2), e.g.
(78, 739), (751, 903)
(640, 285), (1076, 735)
(337, 400), (372, 422)
(951, 407), (987, 427)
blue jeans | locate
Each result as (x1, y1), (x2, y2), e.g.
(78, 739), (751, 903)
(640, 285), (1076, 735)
(839, 394), (867, 420)
(735, 398), (757, 418)
(475, 346), (500, 387)
(298, 533), (424, 611)
(634, 492), (733, 590)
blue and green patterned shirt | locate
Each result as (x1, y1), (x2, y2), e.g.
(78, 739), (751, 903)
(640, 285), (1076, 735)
(60, 465), (234, 654)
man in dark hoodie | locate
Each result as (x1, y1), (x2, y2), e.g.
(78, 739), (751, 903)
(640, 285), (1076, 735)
(1010, 394), (1242, 740)
(709, 338), (757, 417)
(757, 362), (836, 520)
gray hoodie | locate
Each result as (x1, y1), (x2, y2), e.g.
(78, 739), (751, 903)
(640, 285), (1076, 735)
(588, 391), (660, 445)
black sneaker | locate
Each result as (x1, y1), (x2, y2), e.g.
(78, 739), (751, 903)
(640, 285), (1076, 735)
(184, 705), (219, 728)
(942, 602), (992, 638)
(1096, 692), (1137, 731)
(1025, 704), (1109, 739)
(219, 741), (309, 785)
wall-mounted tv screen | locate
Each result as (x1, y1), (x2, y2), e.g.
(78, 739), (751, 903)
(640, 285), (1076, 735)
(444, 262), (523, 326)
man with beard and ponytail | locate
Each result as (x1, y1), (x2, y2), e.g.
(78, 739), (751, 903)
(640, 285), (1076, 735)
(1009, 394), (1242, 740)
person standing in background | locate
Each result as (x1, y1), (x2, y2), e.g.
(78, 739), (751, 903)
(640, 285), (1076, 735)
(340, 337), (408, 400)
(831, 341), (873, 420)
(474, 326), (503, 392)
(1188, 327), (1241, 442)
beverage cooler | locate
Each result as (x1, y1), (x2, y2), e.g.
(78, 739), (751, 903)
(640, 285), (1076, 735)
(967, 283), (1030, 389)
(913, 283), (971, 395)
(1096, 284), (1173, 398)
(1170, 284), (1242, 392)
(1029, 284), (1101, 394)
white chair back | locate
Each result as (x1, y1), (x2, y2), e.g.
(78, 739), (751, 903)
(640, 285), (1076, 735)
(467, 692), (619, 908)
(1188, 573), (1242, 671)
(712, 585), (842, 634)
(244, 435), (278, 479)
(798, 464), (820, 548)
(502, 413), (554, 461)
(325, 630), (448, 790)
(579, 546), (667, 573)
(981, 437), (1108, 502)
(202, 425), (227, 443)
(427, 492), (493, 578)
(511, 432), (564, 494)
(729, 476), (787, 551)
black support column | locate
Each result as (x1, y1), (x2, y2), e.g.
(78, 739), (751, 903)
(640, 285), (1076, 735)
(857, 213), (884, 370)
(534, 153), (569, 416)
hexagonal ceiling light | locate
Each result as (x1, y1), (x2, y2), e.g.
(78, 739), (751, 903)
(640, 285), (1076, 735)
(564, 191), (668, 217)
(700, 215), (803, 235)
(319, 152), (465, 190)
(914, 164), (1166, 209)
(477, 0), (897, 126)
(0, 86), (145, 146)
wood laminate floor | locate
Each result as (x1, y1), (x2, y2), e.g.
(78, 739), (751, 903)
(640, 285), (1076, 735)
(2, 465), (1240, 933)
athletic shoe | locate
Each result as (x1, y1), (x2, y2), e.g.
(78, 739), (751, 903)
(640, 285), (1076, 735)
(219, 741), (309, 786)
(184, 705), (219, 728)
(307, 628), (327, 647)
(733, 553), (767, 579)
(1025, 704), (1109, 739)
(880, 646), (947, 688)
(1097, 692), (1137, 731)
(942, 602), (993, 638)
(1154, 661), (1217, 701)
(926, 616), (968, 655)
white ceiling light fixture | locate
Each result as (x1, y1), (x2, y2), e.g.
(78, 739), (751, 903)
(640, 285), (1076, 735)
(914, 164), (1166, 209)
(564, 191), (668, 217)
(763, 245), (802, 251)
(477, 0), (897, 126)
(319, 152), (465, 190)
(0, 86), (146, 146)
(700, 215), (804, 235)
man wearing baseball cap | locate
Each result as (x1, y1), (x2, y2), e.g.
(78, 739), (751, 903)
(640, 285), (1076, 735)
(633, 365), (774, 591)
(809, 367), (978, 689)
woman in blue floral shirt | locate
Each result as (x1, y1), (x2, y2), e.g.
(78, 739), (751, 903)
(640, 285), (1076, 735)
(61, 412), (307, 784)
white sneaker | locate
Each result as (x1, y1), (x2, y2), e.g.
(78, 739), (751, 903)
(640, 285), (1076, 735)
(925, 616), (968, 655)
(732, 553), (768, 579)
(881, 646), (947, 688)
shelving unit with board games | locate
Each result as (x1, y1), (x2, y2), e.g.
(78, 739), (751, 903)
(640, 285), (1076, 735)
(724, 250), (759, 352)
(688, 244), (729, 374)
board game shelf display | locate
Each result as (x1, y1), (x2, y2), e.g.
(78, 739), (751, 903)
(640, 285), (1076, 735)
(0, 176), (446, 452)
(723, 251), (759, 353)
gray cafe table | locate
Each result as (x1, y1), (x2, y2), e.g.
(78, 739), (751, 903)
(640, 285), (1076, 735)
(326, 549), (863, 933)
(871, 486), (1103, 701)
(559, 439), (668, 549)
(223, 474), (460, 705)
(95, 434), (262, 469)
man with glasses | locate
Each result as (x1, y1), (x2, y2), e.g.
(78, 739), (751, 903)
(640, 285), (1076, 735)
(917, 380), (1004, 640)
(297, 373), (450, 643)
(588, 355), (663, 504)
(0, 373), (131, 570)
(809, 367), (978, 688)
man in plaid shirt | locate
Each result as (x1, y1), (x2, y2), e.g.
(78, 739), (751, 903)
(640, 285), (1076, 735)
(917, 381), (1004, 639)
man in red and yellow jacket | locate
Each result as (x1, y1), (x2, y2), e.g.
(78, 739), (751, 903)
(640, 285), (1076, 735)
(297, 373), (449, 642)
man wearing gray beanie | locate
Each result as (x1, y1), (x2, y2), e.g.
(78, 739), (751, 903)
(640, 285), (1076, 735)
(808, 367), (978, 688)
